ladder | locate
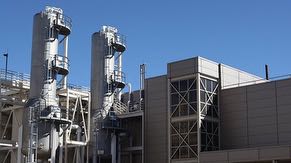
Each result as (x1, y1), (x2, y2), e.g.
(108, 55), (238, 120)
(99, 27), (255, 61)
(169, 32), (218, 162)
(27, 101), (40, 163)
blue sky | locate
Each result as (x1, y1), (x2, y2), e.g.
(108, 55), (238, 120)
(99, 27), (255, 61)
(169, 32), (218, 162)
(1, 1), (291, 90)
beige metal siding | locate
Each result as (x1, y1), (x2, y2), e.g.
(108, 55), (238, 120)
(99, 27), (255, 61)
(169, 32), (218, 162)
(276, 79), (291, 145)
(221, 87), (248, 149)
(221, 78), (291, 149)
(200, 145), (291, 163)
(167, 57), (198, 78)
(145, 75), (168, 163)
(247, 82), (277, 147)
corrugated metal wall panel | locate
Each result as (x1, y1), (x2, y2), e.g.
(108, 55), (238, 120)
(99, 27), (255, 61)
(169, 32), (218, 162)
(167, 58), (197, 78)
(145, 75), (168, 163)
(221, 78), (291, 149)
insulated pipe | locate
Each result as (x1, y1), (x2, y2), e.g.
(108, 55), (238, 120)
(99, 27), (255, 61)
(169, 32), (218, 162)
(76, 127), (82, 163)
(118, 138), (121, 163)
(117, 52), (122, 100)
(126, 83), (132, 108)
(17, 126), (22, 163)
(139, 64), (146, 110)
(59, 128), (64, 163)
(111, 134), (117, 163)
(62, 36), (69, 89)
(81, 134), (85, 163)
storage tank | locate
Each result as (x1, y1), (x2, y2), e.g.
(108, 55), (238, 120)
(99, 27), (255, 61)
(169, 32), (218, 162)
(91, 26), (126, 163)
(22, 6), (71, 163)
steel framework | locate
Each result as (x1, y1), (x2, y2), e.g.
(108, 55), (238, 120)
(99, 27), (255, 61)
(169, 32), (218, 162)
(168, 73), (219, 163)
(0, 69), (29, 163)
(0, 69), (91, 163)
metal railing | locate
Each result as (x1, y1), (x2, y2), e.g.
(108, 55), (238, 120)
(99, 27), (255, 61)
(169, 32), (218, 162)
(0, 69), (30, 88)
(115, 33), (126, 46)
(44, 7), (72, 31)
(0, 69), (90, 93)
(113, 98), (127, 115)
(64, 83), (90, 92)
(113, 70), (126, 83)
(56, 13), (72, 30)
(66, 83), (90, 92)
(53, 55), (69, 74)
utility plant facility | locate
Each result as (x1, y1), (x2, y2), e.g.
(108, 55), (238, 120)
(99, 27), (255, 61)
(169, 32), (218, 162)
(1, 6), (291, 163)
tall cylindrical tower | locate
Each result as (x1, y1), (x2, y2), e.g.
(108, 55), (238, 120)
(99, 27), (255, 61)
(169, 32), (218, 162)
(22, 6), (71, 163)
(91, 26), (126, 163)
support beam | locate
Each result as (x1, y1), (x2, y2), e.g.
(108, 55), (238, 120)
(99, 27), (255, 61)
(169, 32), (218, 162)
(197, 73), (201, 163)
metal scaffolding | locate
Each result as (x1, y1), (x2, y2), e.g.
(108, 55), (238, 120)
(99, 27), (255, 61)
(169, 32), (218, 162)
(0, 69), (29, 163)
(0, 69), (91, 163)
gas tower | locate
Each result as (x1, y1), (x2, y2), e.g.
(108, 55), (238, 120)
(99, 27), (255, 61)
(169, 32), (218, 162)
(22, 6), (71, 163)
(91, 26), (127, 163)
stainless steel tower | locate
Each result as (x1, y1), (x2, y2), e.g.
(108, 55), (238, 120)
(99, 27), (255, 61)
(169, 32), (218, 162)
(91, 26), (127, 163)
(22, 6), (71, 163)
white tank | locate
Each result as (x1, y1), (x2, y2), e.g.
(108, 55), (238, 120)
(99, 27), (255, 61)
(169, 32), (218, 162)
(22, 6), (71, 162)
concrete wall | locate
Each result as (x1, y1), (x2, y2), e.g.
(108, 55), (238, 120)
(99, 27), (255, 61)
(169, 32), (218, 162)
(145, 75), (168, 163)
(221, 78), (291, 150)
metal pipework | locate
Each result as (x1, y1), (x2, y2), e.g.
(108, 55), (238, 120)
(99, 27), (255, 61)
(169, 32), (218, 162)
(62, 36), (69, 89)
(126, 83), (132, 108)
(140, 64), (146, 110)
(22, 6), (71, 163)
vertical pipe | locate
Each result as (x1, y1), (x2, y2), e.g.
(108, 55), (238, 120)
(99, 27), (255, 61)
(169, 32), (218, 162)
(76, 127), (81, 163)
(63, 36), (69, 89)
(86, 145), (89, 163)
(118, 136), (121, 163)
(0, 110), (2, 140)
(65, 90), (69, 163)
(111, 134), (117, 163)
(81, 134), (85, 163)
(140, 64), (145, 110)
(127, 83), (132, 110)
(93, 131), (97, 163)
(265, 64), (269, 80)
(59, 146), (63, 163)
(140, 64), (145, 91)
(59, 126), (64, 163)
(142, 113), (144, 163)
(50, 125), (57, 163)
(17, 126), (23, 163)
(4, 53), (8, 80)
(118, 53), (122, 79)
(117, 53), (122, 100)
(218, 64), (222, 150)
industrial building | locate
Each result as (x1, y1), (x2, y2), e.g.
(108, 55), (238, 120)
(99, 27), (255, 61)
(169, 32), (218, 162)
(1, 6), (291, 163)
